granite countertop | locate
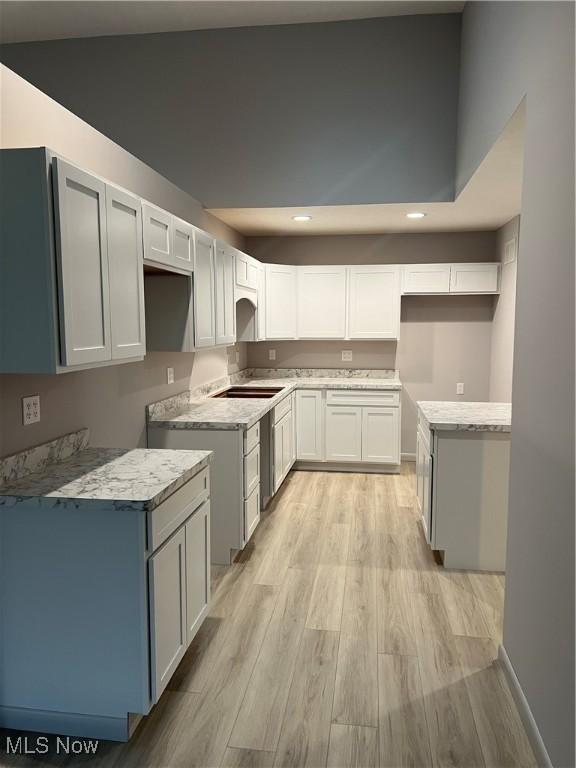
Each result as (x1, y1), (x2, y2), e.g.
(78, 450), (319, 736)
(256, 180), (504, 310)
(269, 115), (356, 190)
(148, 372), (403, 431)
(417, 401), (512, 432)
(0, 442), (212, 511)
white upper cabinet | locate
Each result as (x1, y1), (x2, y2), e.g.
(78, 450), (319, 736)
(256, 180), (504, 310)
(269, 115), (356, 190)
(193, 231), (217, 348)
(235, 250), (259, 290)
(53, 158), (112, 366)
(450, 263), (500, 294)
(172, 216), (195, 271)
(106, 185), (146, 360)
(347, 265), (401, 340)
(297, 266), (347, 338)
(265, 264), (297, 339)
(215, 242), (237, 346)
(142, 203), (173, 269)
(256, 263), (267, 341)
(402, 264), (451, 294)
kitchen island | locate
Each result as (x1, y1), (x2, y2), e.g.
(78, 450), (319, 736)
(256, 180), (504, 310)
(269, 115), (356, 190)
(0, 429), (212, 740)
(416, 401), (512, 571)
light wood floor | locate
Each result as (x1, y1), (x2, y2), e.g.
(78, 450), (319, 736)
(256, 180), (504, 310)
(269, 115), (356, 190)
(2, 466), (536, 768)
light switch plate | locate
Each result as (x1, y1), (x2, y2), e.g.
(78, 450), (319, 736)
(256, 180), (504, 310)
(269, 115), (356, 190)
(342, 350), (353, 362)
(22, 395), (40, 425)
(167, 367), (175, 385)
(456, 382), (464, 395)
(269, 349), (276, 361)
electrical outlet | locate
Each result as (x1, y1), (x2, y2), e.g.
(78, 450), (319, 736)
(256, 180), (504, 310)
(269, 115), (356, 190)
(167, 367), (175, 385)
(22, 395), (40, 425)
(269, 349), (276, 361)
(456, 382), (464, 395)
(342, 350), (353, 362)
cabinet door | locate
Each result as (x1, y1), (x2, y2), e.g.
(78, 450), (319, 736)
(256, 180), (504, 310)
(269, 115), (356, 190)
(449, 263), (500, 294)
(53, 158), (111, 366)
(361, 407), (400, 464)
(348, 266), (400, 339)
(149, 527), (187, 703)
(244, 486), (260, 543)
(265, 264), (297, 339)
(282, 411), (294, 477)
(273, 418), (284, 491)
(416, 429), (425, 516)
(172, 216), (194, 271)
(403, 264), (450, 294)
(296, 390), (324, 461)
(142, 203), (173, 268)
(194, 231), (216, 347)
(297, 266), (347, 338)
(235, 250), (259, 290)
(106, 185), (146, 360)
(325, 406), (362, 462)
(185, 501), (210, 647)
(215, 242), (236, 346)
(422, 452), (433, 544)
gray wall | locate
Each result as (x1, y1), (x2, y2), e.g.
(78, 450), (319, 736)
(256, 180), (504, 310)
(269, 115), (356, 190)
(489, 217), (519, 402)
(0, 65), (247, 459)
(459, 4), (575, 765)
(0, 14), (461, 208)
(246, 232), (497, 455)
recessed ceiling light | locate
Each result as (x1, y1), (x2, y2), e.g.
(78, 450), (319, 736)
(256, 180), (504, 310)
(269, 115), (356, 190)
(406, 212), (427, 219)
(292, 215), (312, 222)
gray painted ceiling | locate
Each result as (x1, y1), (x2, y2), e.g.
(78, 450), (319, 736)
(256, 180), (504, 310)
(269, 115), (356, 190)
(0, 1), (465, 44)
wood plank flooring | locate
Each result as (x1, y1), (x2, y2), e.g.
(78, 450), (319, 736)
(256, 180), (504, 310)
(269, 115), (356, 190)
(2, 466), (536, 768)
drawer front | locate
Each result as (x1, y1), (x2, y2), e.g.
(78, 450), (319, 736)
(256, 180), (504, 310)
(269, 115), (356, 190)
(244, 421), (260, 455)
(244, 443), (260, 499)
(273, 393), (292, 424)
(326, 389), (400, 408)
(244, 485), (260, 543)
(149, 467), (209, 552)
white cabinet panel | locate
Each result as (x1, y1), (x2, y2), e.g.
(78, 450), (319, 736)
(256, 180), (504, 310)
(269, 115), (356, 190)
(184, 501), (210, 647)
(265, 264), (297, 339)
(106, 185), (146, 360)
(296, 390), (324, 461)
(236, 250), (259, 290)
(282, 410), (294, 476)
(215, 242), (236, 346)
(450, 263), (500, 294)
(142, 203), (172, 268)
(297, 266), (347, 338)
(149, 527), (186, 703)
(172, 217), (194, 271)
(194, 231), (216, 347)
(256, 264), (266, 341)
(403, 264), (450, 294)
(244, 486), (260, 543)
(53, 158), (111, 366)
(325, 406), (362, 462)
(361, 407), (400, 464)
(348, 265), (400, 339)
(244, 443), (260, 499)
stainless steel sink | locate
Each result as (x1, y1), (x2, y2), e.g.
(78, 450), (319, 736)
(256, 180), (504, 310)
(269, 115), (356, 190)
(211, 386), (284, 399)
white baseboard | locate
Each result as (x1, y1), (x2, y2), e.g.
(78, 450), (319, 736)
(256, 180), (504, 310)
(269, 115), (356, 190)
(498, 645), (552, 768)
(401, 452), (416, 462)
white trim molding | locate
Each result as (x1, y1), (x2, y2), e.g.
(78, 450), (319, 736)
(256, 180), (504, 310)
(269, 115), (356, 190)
(401, 452), (416, 462)
(498, 645), (552, 768)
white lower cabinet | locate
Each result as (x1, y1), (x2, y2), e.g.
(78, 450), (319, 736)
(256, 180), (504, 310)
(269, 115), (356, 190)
(149, 527), (187, 703)
(244, 486), (260, 542)
(273, 396), (295, 492)
(296, 390), (324, 461)
(149, 496), (210, 704)
(184, 500), (210, 645)
(325, 405), (363, 462)
(362, 407), (400, 464)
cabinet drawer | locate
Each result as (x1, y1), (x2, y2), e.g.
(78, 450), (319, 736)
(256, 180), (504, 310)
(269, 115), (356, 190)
(326, 389), (400, 407)
(244, 443), (260, 499)
(273, 394), (292, 424)
(244, 485), (260, 543)
(244, 422), (260, 455)
(148, 467), (209, 552)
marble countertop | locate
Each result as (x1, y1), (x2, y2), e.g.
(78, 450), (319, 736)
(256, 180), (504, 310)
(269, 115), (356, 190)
(148, 374), (403, 431)
(417, 401), (512, 432)
(0, 445), (212, 511)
